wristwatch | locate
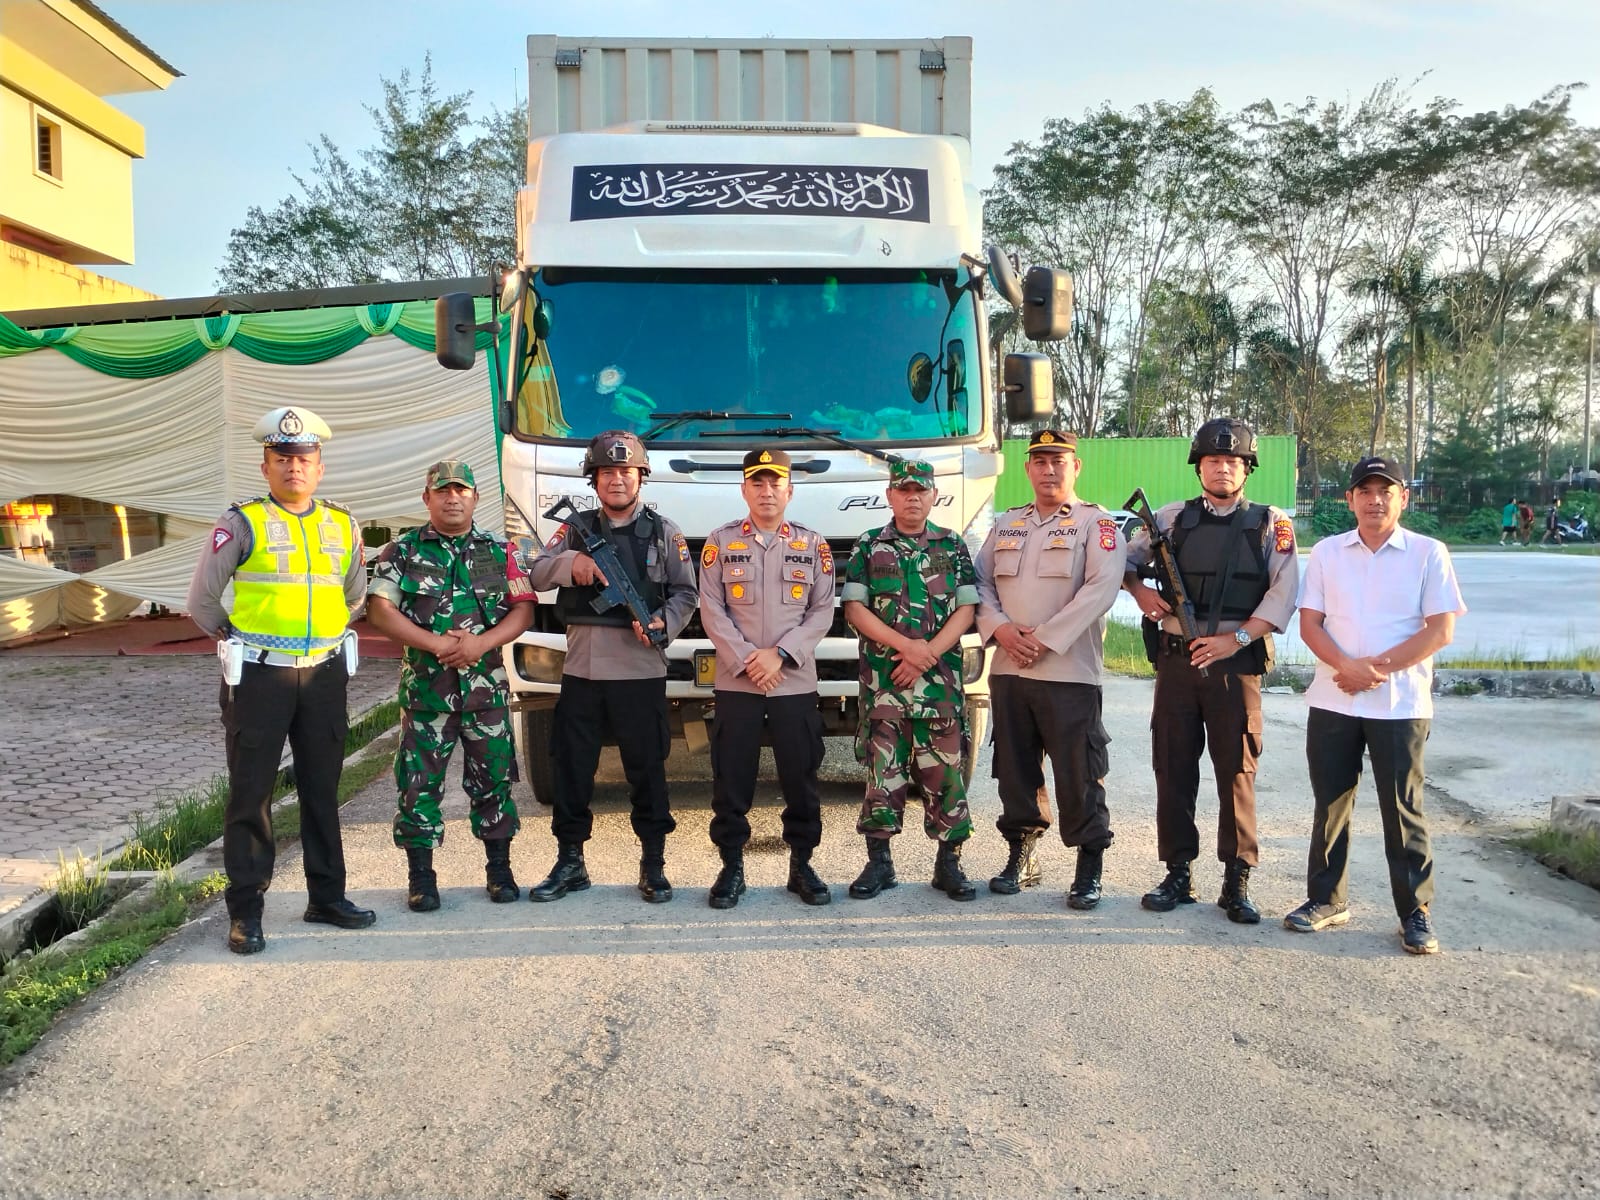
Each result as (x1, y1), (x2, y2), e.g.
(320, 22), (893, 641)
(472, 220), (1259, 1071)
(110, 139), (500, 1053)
(1234, 628), (1253, 648)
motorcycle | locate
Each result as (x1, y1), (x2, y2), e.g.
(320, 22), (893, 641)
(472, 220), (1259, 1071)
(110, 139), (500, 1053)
(1554, 512), (1592, 542)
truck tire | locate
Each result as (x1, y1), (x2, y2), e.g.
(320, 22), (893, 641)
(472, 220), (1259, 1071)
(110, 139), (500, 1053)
(519, 706), (556, 807)
(962, 702), (989, 789)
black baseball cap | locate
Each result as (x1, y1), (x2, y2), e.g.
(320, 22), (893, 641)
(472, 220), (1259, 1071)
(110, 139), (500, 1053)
(1350, 455), (1406, 487)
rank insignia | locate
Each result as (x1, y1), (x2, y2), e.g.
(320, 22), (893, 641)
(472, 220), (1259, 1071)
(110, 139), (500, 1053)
(790, 584), (805, 600)
(702, 544), (719, 569)
(1274, 517), (1295, 553)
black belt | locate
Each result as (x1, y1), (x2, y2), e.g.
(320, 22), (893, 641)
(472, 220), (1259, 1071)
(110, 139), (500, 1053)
(1158, 633), (1193, 655)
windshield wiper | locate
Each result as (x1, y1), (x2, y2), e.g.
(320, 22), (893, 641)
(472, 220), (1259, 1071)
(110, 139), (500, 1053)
(699, 426), (901, 465)
(639, 411), (793, 441)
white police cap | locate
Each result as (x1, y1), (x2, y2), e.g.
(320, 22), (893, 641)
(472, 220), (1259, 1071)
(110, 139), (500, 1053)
(252, 406), (332, 456)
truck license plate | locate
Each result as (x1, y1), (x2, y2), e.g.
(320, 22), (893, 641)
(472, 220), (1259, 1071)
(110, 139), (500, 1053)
(694, 650), (716, 688)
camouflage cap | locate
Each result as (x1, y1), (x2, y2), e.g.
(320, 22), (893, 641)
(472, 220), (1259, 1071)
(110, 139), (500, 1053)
(426, 460), (476, 490)
(888, 459), (935, 490)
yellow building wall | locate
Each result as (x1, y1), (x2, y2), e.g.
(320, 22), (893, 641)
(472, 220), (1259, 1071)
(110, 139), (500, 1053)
(0, 244), (158, 312)
(1, 80), (136, 265)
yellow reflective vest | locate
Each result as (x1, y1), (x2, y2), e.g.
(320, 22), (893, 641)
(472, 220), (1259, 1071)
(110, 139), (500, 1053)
(231, 498), (357, 654)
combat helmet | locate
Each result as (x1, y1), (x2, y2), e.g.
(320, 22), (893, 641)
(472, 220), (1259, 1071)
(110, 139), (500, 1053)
(1188, 417), (1258, 470)
(581, 429), (650, 478)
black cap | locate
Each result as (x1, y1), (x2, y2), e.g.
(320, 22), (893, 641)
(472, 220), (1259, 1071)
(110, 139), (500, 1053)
(742, 448), (791, 480)
(1026, 429), (1077, 453)
(1350, 455), (1406, 487)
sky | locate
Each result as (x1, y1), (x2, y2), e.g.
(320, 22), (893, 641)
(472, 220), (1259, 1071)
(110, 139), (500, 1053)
(91, 0), (1600, 300)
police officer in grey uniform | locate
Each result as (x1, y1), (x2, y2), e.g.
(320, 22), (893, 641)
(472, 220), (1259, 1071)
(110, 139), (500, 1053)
(525, 430), (698, 903)
(975, 429), (1125, 908)
(1122, 418), (1299, 923)
(700, 448), (837, 909)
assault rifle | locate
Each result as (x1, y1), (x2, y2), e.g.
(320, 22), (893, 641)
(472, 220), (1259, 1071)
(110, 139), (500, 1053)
(1124, 487), (1207, 678)
(540, 496), (668, 648)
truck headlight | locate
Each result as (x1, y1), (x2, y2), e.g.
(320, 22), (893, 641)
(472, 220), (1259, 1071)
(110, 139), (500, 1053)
(962, 645), (985, 683)
(514, 643), (566, 684)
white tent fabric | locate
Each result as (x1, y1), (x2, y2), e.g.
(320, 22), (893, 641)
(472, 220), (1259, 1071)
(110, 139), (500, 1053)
(0, 337), (502, 641)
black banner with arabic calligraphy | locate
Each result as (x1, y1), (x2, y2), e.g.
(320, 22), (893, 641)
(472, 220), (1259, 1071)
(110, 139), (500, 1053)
(570, 164), (931, 222)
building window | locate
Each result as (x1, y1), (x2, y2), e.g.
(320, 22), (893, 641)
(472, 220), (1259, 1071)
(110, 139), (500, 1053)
(35, 112), (62, 180)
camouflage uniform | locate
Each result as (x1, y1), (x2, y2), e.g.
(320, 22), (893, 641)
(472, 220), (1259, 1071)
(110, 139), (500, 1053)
(369, 523), (534, 849)
(841, 507), (979, 843)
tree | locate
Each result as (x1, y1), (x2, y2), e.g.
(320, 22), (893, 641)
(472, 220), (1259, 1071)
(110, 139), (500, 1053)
(216, 58), (525, 291)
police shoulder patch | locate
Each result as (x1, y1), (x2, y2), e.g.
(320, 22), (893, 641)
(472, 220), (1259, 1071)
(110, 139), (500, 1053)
(546, 526), (568, 550)
(1273, 516), (1295, 553)
(675, 534), (690, 562)
(210, 527), (232, 553)
(701, 544), (719, 569)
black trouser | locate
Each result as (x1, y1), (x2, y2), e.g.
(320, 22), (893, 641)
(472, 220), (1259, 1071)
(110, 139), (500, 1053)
(1304, 707), (1434, 917)
(709, 690), (825, 852)
(990, 675), (1112, 849)
(1151, 638), (1263, 866)
(220, 657), (350, 919)
(549, 674), (675, 845)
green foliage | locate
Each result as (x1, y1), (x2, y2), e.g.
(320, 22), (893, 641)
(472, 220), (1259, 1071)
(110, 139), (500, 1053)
(1311, 496), (1356, 537)
(1453, 507), (1505, 543)
(1103, 619), (1155, 678)
(1400, 509), (1442, 537)
(51, 851), (111, 933)
(216, 56), (524, 290)
(1560, 489), (1598, 528)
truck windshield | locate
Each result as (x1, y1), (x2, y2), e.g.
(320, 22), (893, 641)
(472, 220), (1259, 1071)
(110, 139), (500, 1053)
(512, 268), (980, 444)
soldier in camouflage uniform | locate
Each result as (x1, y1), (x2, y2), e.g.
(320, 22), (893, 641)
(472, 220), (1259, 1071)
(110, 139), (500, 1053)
(840, 459), (981, 902)
(366, 461), (535, 911)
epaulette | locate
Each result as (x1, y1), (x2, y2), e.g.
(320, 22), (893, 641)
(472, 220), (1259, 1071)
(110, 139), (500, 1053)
(320, 499), (355, 518)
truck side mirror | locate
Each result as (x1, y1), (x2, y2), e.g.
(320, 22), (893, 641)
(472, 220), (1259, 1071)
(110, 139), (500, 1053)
(1022, 268), (1073, 342)
(435, 293), (479, 370)
(985, 245), (1024, 308)
(1002, 353), (1054, 422)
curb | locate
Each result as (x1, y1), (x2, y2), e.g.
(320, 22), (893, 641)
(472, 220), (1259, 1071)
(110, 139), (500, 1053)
(0, 697), (398, 968)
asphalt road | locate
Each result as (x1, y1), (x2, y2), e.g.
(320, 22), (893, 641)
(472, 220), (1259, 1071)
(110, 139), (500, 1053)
(1109, 548), (1600, 663)
(1, 679), (1596, 1199)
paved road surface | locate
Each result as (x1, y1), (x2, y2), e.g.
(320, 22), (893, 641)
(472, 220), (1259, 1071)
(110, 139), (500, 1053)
(1, 678), (1595, 1199)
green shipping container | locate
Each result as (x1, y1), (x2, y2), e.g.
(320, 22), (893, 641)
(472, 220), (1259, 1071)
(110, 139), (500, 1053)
(994, 436), (1296, 514)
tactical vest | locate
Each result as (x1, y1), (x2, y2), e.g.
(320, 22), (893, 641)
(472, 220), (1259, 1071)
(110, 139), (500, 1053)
(555, 507), (665, 628)
(1172, 501), (1270, 627)
(230, 497), (357, 654)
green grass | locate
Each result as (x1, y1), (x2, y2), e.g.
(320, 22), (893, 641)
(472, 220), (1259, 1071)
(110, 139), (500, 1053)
(51, 851), (114, 933)
(1104, 619), (1154, 678)
(1440, 644), (1600, 671)
(1, 873), (226, 1068)
(1510, 826), (1600, 890)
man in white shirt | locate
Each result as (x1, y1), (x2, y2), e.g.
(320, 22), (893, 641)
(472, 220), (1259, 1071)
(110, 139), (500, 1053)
(1285, 455), (1467, 955)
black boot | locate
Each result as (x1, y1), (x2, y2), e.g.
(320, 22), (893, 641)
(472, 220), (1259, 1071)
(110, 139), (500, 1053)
(638, 838), (673, 903)
(848, 836), (897, 899)
(227, 914), (265, 955)
(406, 846), (440, 913)
(709, 847), (746, 910)
(1141, 860), (1197, 912)
(483, 838), (520, 903)
(1218, 859), (1261, 924)
(989, 830), (1043, 895)
(529, 842), (589, 903)
(932, 839), (978, 902)
(1066, 844), (1105, 911)
(786, 847), (832, 906)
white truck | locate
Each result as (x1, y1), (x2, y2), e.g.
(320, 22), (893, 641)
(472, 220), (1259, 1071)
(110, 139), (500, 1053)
(435, 35), (1068, 804)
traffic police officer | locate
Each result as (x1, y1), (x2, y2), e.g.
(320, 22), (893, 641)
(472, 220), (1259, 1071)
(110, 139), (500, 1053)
(525, 430), (698, 903)
(700, 448), (836, 909)
(186, 406), (376, 955)
(975, 429), (1124, 908)
(841, 459), (981, 902)
(365, 460), (535, 911)
(1122, 417), (1299, 923)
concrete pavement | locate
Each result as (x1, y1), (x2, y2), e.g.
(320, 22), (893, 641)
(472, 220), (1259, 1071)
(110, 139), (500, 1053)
(0, 626), (397, 921)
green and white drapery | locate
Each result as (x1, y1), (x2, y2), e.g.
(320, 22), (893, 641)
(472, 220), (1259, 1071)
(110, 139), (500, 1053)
(0, 299), (503, 642)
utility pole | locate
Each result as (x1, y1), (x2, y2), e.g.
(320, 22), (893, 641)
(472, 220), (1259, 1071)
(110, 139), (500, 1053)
(1585, 282), (1594, 486)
